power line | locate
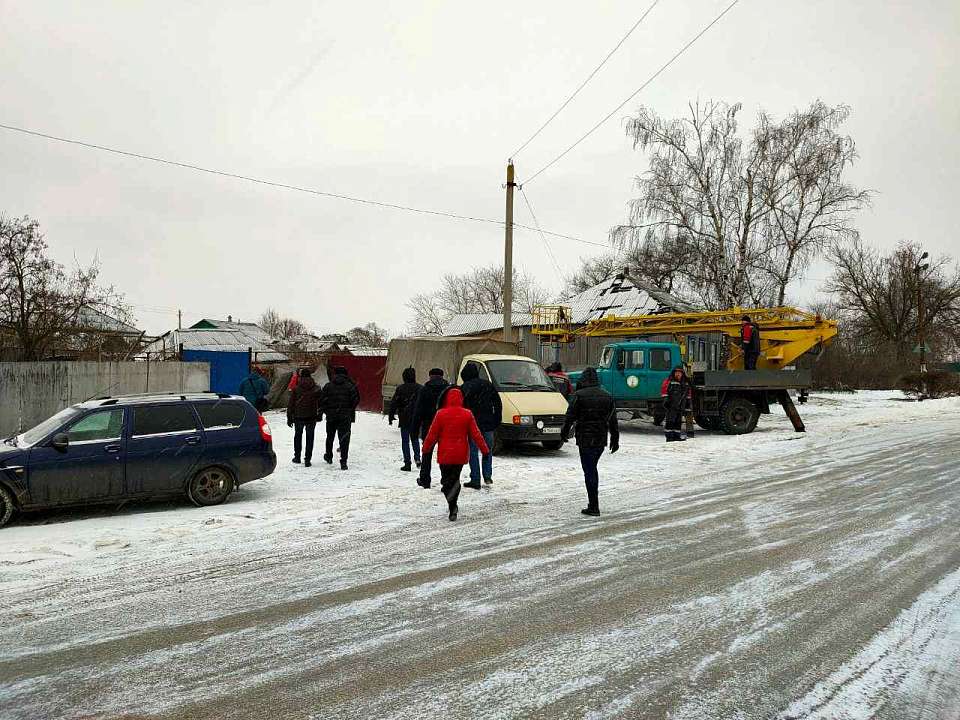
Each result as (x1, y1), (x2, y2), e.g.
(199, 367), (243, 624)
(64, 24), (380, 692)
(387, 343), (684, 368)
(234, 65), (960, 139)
(509, 0), (661, 159)
(0, 122), (508, 227)
(522, 0), (740, 186)
(519, 187), (565, 286)
(0, 121), (614, 251)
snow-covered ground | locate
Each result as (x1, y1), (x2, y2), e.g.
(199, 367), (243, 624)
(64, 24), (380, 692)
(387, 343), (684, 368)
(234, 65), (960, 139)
(0, 390), (937, 588)
(2, 391), (959, 719)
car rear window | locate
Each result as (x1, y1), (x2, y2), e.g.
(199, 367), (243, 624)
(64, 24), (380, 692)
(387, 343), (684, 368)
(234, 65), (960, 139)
(195, 402), (246, 430)
(132, 404), (198, 436)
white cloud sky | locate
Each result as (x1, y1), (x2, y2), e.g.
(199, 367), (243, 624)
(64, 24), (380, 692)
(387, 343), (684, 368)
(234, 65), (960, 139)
(1, 0), (957, 335)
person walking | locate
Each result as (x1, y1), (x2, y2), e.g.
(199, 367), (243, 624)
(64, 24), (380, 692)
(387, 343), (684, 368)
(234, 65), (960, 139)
(459, 363), (502, 489)
(321, 366), (360, 470)
(239, 368), (271, 412)
(560, 367), (619, 517)
(660, 366), (692, 442)
(286, 368), (321, 466)
(421, 388), (490, 521)
(411, 368), (449, 488)
(740, 315), (761, 370)
(389, 367), (422, 472)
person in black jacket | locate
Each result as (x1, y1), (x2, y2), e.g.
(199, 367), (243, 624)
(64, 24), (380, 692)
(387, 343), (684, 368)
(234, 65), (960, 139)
(321, 366), (361, 470)
(740, 315), (761, 370)
(660, 366), (691, 442)
(389, 366), (422, 472)
(286, 369), (321, 466)
(459, 362), (502, 489)
(411, 368), (449, 488)
(561, 366), (619, 516)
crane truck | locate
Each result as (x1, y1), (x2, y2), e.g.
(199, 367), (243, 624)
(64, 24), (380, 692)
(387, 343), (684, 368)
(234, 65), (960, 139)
(532, 279), (838, 435)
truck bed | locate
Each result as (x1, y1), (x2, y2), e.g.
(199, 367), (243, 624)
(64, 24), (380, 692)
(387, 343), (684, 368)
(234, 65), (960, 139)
(698, 369), (811, 390)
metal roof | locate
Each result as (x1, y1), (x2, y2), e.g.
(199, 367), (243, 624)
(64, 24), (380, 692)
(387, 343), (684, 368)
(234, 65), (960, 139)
(76, 306), (141, 335)
(190, 319), (275, 345)
(341, 345), (388, 357)
(139, 328), (288, 362)
(442, 313), (534, 337)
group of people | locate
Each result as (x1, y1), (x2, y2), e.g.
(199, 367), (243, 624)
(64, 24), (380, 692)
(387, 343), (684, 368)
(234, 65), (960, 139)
(284, 367), (360, 469)
(388, 364), (501, 521)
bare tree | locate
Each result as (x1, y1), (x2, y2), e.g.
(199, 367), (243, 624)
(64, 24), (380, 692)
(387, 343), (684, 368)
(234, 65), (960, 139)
(406, 264), (549, 335)
(614, 99), (868, 309)
(824, 238), (960, 361)
(259, 307), (308, 342)
(0, 215), (131, 360)
(345, 322), (390, 347)
(757, 102), (871, 304)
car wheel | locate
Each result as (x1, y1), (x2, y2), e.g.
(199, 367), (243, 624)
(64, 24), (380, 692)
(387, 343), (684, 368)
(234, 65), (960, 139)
(0, 485), (15, 528)
(188, 467), (234, 507)
(541, 440), (564, 451)
(720, 398), (760, 435)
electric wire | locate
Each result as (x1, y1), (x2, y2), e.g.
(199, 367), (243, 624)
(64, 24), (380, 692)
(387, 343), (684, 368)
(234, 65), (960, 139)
(0, 122), (610, 250)
(518, 187), (566, 287)
(509, 0), (661, 159)
(522, 0), (740, 186)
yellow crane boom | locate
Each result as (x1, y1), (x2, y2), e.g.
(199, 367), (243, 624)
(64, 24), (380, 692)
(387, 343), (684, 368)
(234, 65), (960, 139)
(532, 305), (838, 371)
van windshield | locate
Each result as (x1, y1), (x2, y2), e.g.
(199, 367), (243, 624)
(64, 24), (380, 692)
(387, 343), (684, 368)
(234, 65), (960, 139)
(487, 360), (556, 392)
(15, 406), (83, 448)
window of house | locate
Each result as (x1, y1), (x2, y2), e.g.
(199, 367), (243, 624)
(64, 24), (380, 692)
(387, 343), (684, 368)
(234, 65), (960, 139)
(132, 404), (198, 437)
(66, 409), (125, 443)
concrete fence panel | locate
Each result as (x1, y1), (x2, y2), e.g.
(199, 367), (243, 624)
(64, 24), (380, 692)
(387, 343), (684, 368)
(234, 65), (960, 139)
(0, 361), (210, 437)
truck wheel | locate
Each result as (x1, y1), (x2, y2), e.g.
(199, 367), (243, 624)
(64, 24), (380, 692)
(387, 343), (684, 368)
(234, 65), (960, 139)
(188, 467), (235, 507)
(541, 440), (564, 451)
(0, 485), (16, 528)
(695, 414), (722, 431)
(720, 398), (760, 435)
(652, 411), (665, 426)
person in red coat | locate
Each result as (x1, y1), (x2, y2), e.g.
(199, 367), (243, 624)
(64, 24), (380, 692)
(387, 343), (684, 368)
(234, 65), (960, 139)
(422, 387), (490, 521)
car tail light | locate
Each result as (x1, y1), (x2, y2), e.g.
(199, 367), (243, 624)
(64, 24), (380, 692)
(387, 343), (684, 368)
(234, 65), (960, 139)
(258, 414), (273, 443)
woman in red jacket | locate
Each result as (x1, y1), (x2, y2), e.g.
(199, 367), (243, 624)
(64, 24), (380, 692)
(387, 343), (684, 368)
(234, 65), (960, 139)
(422, 387), (490, 521)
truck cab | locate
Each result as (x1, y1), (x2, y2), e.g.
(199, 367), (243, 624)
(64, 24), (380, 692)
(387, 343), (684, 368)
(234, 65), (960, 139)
(569, 342), (682, 414)
(457, 354), (570, 451)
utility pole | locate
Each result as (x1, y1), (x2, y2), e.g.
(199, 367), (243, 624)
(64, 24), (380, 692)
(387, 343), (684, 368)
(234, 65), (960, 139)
(503, 160), (515, 343)
(915, 250), (930, 400)
(177, 309), (182, 330)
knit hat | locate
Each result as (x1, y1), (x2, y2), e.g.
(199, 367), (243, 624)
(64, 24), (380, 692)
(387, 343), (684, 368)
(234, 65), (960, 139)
(429, 368), (444, 377)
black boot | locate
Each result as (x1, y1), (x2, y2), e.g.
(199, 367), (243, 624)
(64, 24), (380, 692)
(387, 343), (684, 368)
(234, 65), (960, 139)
(340, 460), (348, 471)
(463, 481), (482, 490)
(401, 463), (412, 472)
(323, 454), (333, 464)
(304, 460), (312, 467)
(449, 505), (458, 521)
(292, 456), (301, 464)
(581, 507), (600, 516)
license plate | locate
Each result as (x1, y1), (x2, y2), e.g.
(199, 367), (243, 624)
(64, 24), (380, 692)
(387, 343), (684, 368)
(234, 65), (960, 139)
(542, 427), (561, 434)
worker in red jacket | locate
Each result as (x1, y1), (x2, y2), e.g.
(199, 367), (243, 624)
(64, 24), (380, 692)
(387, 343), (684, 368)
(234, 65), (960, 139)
(422, 387), (490, 521)
(740, 315), (761, 370)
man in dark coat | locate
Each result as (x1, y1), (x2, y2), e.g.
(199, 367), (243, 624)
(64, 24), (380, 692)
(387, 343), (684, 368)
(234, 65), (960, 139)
(740, 315), (761, 370)
(321, 366), (360, 470)
(389, 367), (422, 472)
(561, 366), (619, 516)
(660, 366), (692, 442)
(239, 368), (271, 411)
(286, 368), (321, 466)
(459, 362), (502, 489)
(411, 368), (449, 489)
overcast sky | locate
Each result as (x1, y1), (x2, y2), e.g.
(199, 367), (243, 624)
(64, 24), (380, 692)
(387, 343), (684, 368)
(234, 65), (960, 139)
(1, 0), (957, 336)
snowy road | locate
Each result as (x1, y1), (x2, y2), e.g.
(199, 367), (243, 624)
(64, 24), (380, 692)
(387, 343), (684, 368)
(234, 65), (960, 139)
(1, 393), (959, 719)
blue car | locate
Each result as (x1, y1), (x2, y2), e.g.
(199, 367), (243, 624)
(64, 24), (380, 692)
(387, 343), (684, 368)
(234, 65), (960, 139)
(0, 393), (277, 528)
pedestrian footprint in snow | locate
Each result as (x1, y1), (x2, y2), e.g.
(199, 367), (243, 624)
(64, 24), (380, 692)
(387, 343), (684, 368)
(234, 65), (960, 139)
(421, 387), (490, 522)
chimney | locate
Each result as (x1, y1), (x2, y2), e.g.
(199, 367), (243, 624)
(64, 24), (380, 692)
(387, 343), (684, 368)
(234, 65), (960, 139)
(227, 315), (233, 323)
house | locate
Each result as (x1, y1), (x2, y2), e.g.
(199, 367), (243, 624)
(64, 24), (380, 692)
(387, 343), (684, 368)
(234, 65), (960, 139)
(441, 276), (720, 370)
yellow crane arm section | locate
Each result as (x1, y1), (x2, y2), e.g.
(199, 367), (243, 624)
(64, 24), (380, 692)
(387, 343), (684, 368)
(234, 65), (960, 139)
(531, 305), (839, 370)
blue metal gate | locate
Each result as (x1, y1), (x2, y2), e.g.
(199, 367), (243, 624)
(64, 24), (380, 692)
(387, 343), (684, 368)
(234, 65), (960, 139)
(181, 350), (249, 395)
